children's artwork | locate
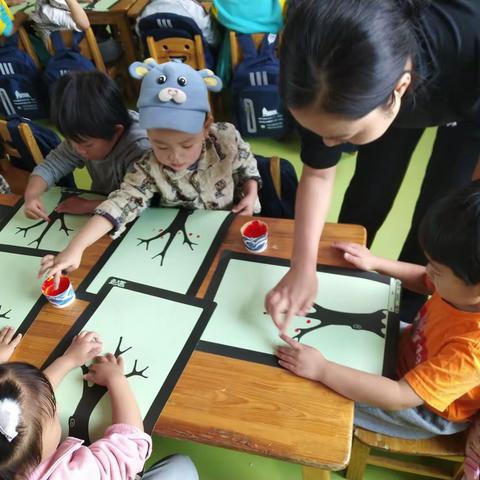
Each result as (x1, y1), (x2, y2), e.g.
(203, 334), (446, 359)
(77, 207), (234, 300)
(43, 277), (215, 444)
(0, 250), (46, 334)
(199, 251), (401, 377)
(0, 187), (105, 255)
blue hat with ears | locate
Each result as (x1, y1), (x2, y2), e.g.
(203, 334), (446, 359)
(129, 59), (222, 134)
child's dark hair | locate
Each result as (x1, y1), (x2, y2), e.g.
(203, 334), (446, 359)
(0, 363), (56, 480)
(280, 0), (430, 118)
(50, 71), (132, 142)
(419, 181), (480, 285)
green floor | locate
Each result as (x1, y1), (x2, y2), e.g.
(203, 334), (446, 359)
(74, 129), (437, 479)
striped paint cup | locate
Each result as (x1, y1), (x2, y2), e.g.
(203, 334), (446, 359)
(41, 276), (76, 309)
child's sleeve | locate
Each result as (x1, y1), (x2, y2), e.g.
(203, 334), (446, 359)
(230, 126), (262, 188)
(95, 155), (158, 238)
(56, 424), (151, 480)
(31, 141), (85, 187)
(403, 340), (480, 416)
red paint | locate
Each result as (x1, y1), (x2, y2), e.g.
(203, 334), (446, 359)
(42, 276), (70, 296)
(295, 328), (300, 332)
(243, 220), (267, 238)
(307, 319), (311, 324)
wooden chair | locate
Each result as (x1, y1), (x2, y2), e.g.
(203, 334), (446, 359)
(229, 31), (267, 71)
(146, 35), (206, 70)
(0, 26), (41, 69)
(46, 28), (134, 99)
(0, 118), (43, 194)
(46, 28), (106, 73)
(346, 427), (466, 480)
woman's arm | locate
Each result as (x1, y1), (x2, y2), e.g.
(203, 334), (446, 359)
(265, 165), (336, 331)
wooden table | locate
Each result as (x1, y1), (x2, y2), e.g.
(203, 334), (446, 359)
(0, 193), (366, 479)
(9, 0), (139, 68)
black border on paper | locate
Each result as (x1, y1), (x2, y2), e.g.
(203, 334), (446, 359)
(197, 251), (400, 379)
(43, 276), (216, 438)
(76, 210), (235, 301)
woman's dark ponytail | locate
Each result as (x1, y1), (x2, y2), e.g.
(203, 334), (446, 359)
(394, 0), (430, 19)
(281, 0), (426, 118)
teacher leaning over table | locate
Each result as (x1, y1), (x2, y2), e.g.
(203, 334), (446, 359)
(266, 0), (480, 328)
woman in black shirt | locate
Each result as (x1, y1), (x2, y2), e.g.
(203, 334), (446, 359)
(266, 0), (480, 327)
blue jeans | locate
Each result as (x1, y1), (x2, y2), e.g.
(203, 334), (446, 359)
(142, 455), (199, 480)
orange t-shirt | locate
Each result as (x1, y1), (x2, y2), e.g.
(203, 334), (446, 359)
(398, 292), (480, 422)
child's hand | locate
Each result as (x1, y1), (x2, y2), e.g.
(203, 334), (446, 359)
(56, 197), (99, 216)
(24, 197), (50, 222)
(84, 353), (126, 388)
(0, 327), (22, 363)
(38, 247), (83, 289)
(332, 242), (379, 271)
(63, 331), (102, 368)
(232, 194), (256, 216)
(276, 333), (327, 381)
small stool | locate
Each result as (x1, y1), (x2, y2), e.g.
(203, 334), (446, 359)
(346, 427), (467, 480)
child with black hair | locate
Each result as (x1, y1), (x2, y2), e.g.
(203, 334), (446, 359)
(0, 330), (199, 480)
(277, 180), (480, 440)
(24, 70), (150, 221)
(39, 60), (262, 285)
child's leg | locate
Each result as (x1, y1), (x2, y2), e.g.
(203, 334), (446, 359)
(142, 454), (199, 480)
(355, 403), (470, 439)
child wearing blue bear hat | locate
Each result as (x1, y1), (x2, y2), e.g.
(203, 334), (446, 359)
(39, 60), (262, 284)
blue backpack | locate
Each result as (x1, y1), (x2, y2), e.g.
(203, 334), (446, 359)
(256, 155), (298, 219)
(138, 13), (214, 69)
(0, 33), (48, 119)
(43, 31), (95, 93)
(231, 34), (290, 138)
(6, 114), (76, 187)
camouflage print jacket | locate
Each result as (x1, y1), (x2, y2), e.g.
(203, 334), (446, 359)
(0, 175), (11, 194)
(96, 122), (262, 238)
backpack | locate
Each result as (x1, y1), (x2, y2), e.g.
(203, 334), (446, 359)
(42, 31), (95, 94)
(0, 33), (48, 119)
(231, 33), (290, 138)
(6, 114), (76, 187)
(138, 12), (214, 69)
(256, 155), (298, 219)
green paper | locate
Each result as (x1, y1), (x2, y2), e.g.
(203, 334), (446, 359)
(85, 208), (231, 295)
(202, 258), (400, 375)
(54, 282), (208, 443)
(0, 251), (44, 333)
(0, 187), (104, 253)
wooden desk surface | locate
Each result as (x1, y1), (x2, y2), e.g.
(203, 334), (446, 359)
(0, 193), (366, 470)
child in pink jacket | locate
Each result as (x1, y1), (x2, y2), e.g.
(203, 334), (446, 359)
(0, 329), (198, 480)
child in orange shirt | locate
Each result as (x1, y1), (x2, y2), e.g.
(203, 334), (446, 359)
(276, 180), (480, 439)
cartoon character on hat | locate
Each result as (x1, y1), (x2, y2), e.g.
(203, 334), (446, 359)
(129, 59), (222, 134)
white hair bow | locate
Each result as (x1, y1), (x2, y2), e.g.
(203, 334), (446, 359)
(0, 398), (21, 442)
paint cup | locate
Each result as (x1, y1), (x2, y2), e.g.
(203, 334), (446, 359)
(41, 276), (75, 308)
(240, 220), (268, 253)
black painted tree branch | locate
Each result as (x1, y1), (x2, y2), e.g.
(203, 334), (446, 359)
(0, 305), (11, 320)
(15, 190), (80, 249)
(137, 209), (197, 265)
(292, 303), (387, 342)
(68, 336), (149, 444)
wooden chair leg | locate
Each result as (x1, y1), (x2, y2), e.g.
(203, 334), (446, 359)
(346, 437), (371, 480)
(302, 465), (331, 480)
(453, 461), (465, 480)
